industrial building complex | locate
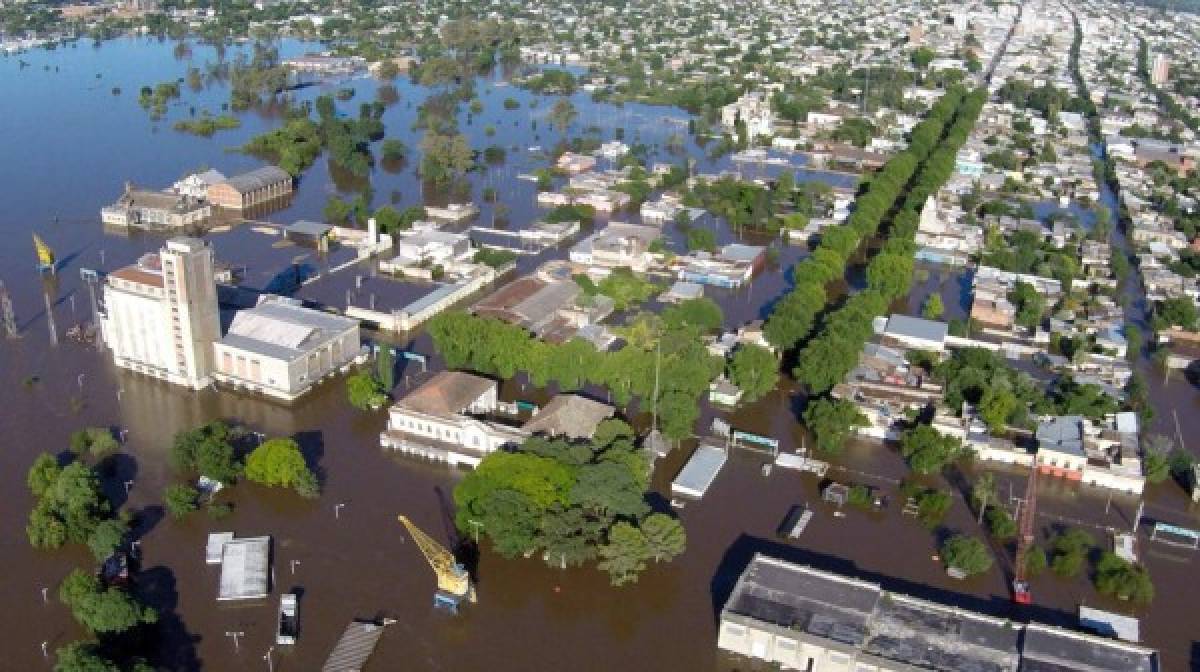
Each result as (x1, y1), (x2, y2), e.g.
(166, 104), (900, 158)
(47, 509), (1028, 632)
(719, 555), (1159, 672)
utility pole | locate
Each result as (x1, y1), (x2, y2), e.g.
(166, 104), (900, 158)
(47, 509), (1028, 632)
(0, 281), (18, 339)
(467, 519), (483, 544)
(225, 631), (244, 652)
(43, 290), (57, 347)
(862, 63), (871, 116)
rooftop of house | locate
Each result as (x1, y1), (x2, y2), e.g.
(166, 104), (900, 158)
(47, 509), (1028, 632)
(397, 371), (495, 417)
(112, 184), (206, 213)
(521, 394), (615, 439)
(1036, 415), (1086, 457)
(472, 276), (581, 329)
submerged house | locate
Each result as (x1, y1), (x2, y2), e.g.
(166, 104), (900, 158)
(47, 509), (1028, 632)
(380, 371), (614, 467)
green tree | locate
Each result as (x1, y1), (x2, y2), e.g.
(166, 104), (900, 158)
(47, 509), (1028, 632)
(985, 507), (1017, 540)
(548, 97), (578, 132)
(1023, 545), (1048, 577)
(27, 453), (62, 498)
(58, 570), (157, 634)
(27, 461), (109, 549)
(420, 132), (474, 183)
(346, 372), (387, 410)
(941, 534), (993, 576)
(922, 293), (944, 320)
(658, 389), (701, 440)
(803, 399), (867, 454)
(170, 422), (240, 483)
(900, 425), (964, 474)
(163, 484), (199, 520)
(971, 472), (998, 513)
(1009, 281), (1045, 328)
(376, 344), (395, 391)
(686, 227), (717, 252)
(69, 428), (119, 462)
(598, 521), (650, 586)
(1154, 297), (1198, 330)
(978, 388), (1018, 434)
(662, 297), (724, 333)
(570, 462), (648, 519)
(912, 47), (936, 69)
(323, 196), (353, 225)
(245, 438), (319, 497)
(1094, 552), (1154, 604)
(380, 138), (407, 160)
(54, 642), (120, 672)
(916, 489), (952, 529)
(86, 518), (128, 561)
(1050, 528), (1093, 578)
(728, 344), (779, 402)
(593, 418), (634, 447)
(640, 513), (686, 562)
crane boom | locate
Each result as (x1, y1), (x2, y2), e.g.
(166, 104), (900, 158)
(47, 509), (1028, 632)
(1012, 465), (1039, 604)
(33, 234), (55, 272)
(397, 515), (474, 611)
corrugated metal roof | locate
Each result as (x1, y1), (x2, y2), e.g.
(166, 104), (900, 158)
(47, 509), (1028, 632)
(322, 621), (386, 672)
(223, 166), (291, 194)
(219, 297), (357, 360)
(229, 312), (315, 349)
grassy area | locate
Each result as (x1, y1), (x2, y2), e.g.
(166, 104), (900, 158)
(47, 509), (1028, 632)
(173, 114), (241, 137)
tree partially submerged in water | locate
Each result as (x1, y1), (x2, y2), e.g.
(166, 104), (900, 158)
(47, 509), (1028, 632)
(59, 569), (157, 634)
(454, 421), (685, 585)
(26, 456), (111, 550)
(245, 438), (319, 498)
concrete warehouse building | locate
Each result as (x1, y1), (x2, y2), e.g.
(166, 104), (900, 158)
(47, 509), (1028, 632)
(100, 237), (221, 389)
(212, 295), (362, 401)
(718, 554), (1158, 672)
(206, 166), (293, 210)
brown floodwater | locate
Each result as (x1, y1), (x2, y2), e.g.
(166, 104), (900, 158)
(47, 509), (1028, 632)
(1, 37), (1198, 672)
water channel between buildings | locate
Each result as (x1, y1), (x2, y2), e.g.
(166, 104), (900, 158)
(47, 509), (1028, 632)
(0, 38), (1198, 671)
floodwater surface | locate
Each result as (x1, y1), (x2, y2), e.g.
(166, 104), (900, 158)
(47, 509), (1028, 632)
(0, 38), (1198, 671)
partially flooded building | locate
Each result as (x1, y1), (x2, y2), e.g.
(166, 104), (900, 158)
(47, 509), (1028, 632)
(207, 166), (293, 210)
(718, 554), (1158, 671)
(100, 237), (221, 389)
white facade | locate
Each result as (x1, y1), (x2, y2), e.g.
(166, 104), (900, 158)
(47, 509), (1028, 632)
(212, 296), (361, 401)
(720, 92), (774, 139)
(101, 238), (220, 389)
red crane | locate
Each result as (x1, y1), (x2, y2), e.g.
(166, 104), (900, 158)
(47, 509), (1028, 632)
(1012, 465), (1039, 605)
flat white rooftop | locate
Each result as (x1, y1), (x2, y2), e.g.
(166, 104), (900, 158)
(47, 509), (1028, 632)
(672, 440), (728, 498)
(218, 536), (271, 601)
(206, 532), (234, 565)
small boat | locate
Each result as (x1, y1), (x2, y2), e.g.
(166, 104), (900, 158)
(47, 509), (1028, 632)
(277, 593), (299, 645)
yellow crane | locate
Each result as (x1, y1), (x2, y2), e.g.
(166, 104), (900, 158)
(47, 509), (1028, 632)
(397, 515), (475, 612)
(32, 234), (55, 273)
